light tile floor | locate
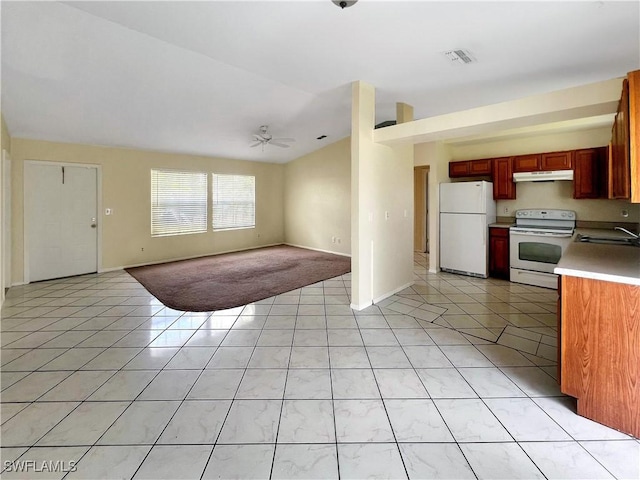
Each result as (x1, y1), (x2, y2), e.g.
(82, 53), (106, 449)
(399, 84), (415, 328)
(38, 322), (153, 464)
(1, 252), (638, 479)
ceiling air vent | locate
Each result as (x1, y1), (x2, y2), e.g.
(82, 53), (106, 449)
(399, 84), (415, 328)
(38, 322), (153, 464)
(443, 49), (475, 65)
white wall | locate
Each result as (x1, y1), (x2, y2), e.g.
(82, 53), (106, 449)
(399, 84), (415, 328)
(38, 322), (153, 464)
(351, 82), (413, 310)
(284, 137), (350, 255)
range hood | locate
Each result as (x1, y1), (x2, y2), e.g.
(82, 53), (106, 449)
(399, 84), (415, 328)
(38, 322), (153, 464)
(513, 170), (574, 182)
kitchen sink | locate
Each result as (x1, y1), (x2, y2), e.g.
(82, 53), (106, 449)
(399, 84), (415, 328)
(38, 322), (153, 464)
(575, 234), (640, 247)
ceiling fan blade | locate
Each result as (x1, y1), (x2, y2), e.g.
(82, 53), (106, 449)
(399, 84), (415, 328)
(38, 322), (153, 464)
(252, 134), (264, 141)
(249, 141), (262, 148)
(272, 138), (295, 143)
(270, 142), (290, 148)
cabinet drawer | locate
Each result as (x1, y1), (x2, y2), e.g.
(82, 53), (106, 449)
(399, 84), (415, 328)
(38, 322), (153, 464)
(489, 226), (509, 238)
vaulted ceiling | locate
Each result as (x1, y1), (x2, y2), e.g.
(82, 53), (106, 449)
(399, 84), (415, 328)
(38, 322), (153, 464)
(2, 1), (639, 163)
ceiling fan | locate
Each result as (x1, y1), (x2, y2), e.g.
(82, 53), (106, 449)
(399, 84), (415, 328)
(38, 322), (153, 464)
(250, 125), (295, 150)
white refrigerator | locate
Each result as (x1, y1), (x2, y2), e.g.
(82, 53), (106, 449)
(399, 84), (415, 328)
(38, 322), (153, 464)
(439, 181), (496, 278)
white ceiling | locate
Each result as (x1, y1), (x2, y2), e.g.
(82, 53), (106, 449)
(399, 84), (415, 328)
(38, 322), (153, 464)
(2, 1), (639, 164)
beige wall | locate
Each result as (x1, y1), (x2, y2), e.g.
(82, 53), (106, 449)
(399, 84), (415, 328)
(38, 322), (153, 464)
(1, 115), (11, 155)
(351, 82), (413, 309)
(449, 127), (640, 222)
(415, 141), (452, 272)
(1, 115), (11, 305)
(284, 137), (350, 255)
(449, 126), (611, 160)
(11, 138), (284, 284)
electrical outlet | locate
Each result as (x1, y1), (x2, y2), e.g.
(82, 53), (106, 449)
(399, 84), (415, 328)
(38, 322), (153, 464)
(503, 207), (509, 214)
(105, 208), (112, 215)
(385, 211), (390, 220)
(332, 236), (336, 243)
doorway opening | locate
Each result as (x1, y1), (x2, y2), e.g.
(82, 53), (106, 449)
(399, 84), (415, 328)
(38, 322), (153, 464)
(414, 166), (429, 269)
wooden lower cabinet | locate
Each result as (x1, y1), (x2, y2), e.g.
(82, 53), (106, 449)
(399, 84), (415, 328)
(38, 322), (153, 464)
(489, 227), (510, 280)
(560, 275), (640, 437)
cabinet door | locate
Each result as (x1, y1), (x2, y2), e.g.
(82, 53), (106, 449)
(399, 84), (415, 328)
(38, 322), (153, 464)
(492, 157), (516, 200)
(542, 151), (572, 170)
(489, 228), (510, 280)
(449, 161), (470, 178)
(513, 154), (541, 172)
(573, 149), (600, 199)
(469, 159), (492, 175)
(609, 79), (631, 199)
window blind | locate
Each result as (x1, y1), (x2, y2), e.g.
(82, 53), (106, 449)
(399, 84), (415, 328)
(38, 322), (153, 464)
(151, 169), (208, 237)
(212, 174), (255, 231)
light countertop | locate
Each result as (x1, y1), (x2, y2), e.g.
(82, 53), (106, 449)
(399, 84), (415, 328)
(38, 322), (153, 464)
(489, 223), (514, 229)
(554, 228), (640, 286)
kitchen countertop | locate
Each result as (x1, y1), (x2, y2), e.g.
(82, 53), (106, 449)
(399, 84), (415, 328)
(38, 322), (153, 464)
(489, 222), (514, 228)
(554, 228), (640, 286)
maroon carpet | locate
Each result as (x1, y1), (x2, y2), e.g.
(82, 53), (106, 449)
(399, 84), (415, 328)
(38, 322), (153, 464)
(126, 245), (351, 312)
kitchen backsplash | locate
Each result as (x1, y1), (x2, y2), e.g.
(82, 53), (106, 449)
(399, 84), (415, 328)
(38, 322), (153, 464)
(496, 181), (640, 223)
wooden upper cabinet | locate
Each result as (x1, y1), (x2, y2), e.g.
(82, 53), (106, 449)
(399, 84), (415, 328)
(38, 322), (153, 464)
(449, 161), (470, 178)
(542, 151), (572, 170)
(609, 78), (631, 200)
(573, 149), (603, 199)
(449, 159), (492, 178)
(512, 154), (541, 172)
(469, 159), (492, 175)
(631, 71), (640, 203)
(514, 152), (573, 172)
(608, 70), (640, 203)
(492, 157), (516, 200)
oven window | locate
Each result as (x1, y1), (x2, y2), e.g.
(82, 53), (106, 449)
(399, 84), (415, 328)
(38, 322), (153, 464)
(518, 242), (562, 264)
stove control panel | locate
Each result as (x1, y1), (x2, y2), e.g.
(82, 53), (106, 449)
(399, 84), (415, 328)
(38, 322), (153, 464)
(515, 209), (575, 221)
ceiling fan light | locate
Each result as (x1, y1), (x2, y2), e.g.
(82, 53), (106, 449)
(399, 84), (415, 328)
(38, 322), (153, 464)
(332, 0), (358, 9)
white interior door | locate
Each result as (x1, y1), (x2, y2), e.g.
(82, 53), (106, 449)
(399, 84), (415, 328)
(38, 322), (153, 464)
(25, 163), (98, 282)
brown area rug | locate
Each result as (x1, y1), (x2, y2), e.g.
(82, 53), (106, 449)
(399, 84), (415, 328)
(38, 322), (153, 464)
(126, 245), (351, 312)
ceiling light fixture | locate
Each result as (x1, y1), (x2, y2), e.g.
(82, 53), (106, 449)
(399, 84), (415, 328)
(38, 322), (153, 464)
(332, 0), (358, 9)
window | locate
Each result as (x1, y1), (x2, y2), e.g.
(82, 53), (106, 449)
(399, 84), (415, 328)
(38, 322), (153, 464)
(212, 174), (255, 231)
(151, 169), (207, 237)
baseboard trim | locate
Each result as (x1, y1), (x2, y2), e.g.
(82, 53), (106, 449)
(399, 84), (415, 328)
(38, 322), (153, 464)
(284, 243), (351, 258)
(99, 243), (284, 273)
(373, 281), (414, 305)
(350, 301), (373, 311)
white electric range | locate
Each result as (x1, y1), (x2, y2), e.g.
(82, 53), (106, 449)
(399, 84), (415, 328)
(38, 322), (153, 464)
(509, 209), (576, 289)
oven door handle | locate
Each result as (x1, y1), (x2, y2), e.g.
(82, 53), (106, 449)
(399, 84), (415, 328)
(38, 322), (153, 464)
(509, 230), (573, 238)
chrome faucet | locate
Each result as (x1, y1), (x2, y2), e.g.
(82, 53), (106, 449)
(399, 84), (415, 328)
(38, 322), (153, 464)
(614, 226), (640, 239)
